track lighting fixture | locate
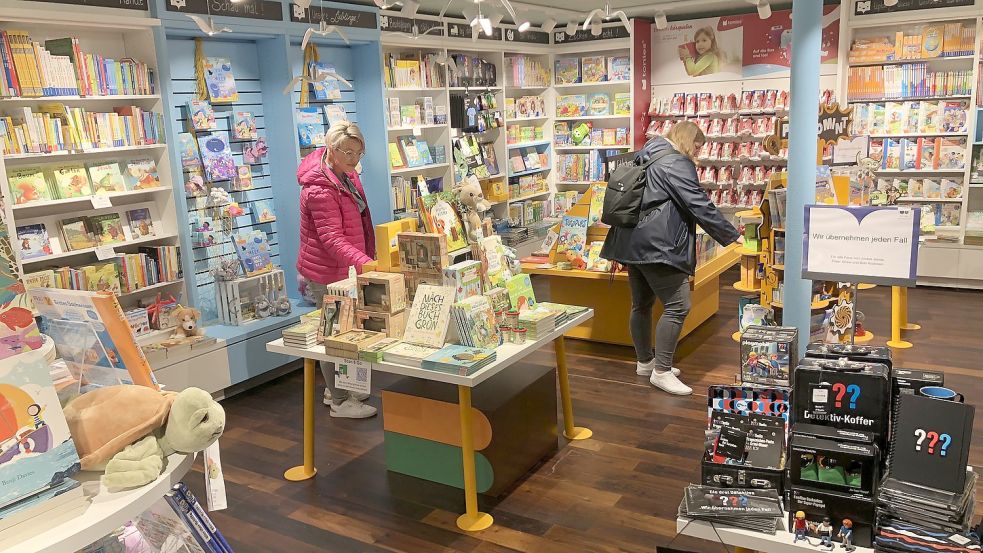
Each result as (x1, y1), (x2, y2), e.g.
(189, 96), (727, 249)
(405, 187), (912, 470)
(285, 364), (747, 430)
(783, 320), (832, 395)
(745, 0), (771, 20)
(540, 17), (556, 33)
(583, 3), (630, 32)
(517, 21), (531, 32)
(590, 20), (602, 36)
(400, 0), (419, 17)
(654, 10), (667, 30)
(565, 20), (578, 36)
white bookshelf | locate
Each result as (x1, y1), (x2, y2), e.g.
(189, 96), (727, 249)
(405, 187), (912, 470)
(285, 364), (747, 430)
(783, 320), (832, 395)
(0, 11), (186, 312)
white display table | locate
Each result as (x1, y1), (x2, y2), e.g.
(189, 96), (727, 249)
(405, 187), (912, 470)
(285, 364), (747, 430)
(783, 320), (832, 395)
(0, 453), (194, 553)
(267, 308), (594, 532)
(676, 516), (875, 553)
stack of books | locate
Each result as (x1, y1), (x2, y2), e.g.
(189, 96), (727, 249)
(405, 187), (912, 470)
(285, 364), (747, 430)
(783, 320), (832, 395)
(282, 320), (320, 348)
(421, 344), (496, 376)
(677, 485), (782, 534)
(358, 338), (398, 363)
(518, 308), (557, 340)
(380, 341), (440, 368)
(451, 295), (501, 349)
(876, 473), (977, 536)
(536, 302), (588, 326)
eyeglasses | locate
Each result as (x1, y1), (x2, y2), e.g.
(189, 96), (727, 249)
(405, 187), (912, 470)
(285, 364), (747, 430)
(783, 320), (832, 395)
(335, 147), (364, 160)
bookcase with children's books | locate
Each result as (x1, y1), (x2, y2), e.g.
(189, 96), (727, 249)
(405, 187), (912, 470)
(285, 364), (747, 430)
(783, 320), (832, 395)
(0, 11), (186, 321)
(842, 12), (983, 287)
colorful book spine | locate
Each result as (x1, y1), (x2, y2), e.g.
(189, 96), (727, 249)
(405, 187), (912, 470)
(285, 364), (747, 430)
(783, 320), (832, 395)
(175, 483), (235, 553)
(163, 490), (221, 553)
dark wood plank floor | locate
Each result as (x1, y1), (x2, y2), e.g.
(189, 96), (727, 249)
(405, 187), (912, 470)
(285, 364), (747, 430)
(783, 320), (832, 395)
(183, 268), (983, 552)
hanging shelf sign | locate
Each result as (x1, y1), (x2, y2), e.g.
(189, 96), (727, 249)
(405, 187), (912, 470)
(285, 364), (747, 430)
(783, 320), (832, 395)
(554, 25), (630, 45)
(855, 0), (974, 16)
(503, 28), (549, 45)
(290, 5), (377, 28)
(380, 15), (444, 36)
(166, 0), (283, 21)
(447, 22), (502, 41)
(33, 0), (148, 10)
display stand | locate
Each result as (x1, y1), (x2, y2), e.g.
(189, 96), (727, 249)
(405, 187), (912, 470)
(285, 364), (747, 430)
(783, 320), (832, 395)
(676, 517), (874, 553)
(266, 308), (594, 532)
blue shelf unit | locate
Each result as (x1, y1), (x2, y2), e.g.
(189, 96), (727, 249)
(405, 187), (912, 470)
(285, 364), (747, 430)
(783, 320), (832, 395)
(149, 0), (387, 390)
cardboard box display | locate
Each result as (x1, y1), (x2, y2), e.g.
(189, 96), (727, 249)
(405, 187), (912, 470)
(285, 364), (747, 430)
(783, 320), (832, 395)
(792, 358), (890, 443)
(740, 325), (797, 387)
(405, 272), (444, 301)
(805, 342), (893, 369)
(789, 486), (875, 548)
(357, 271), (407, 313)
(701, 460), (783, 491)
(355, 309), (408, 339)
(375, 218), (419, 272)
(323, 329), (387, 356)
(318, 294), (355, 342)
(789, 434), (880, 496)
(397, 232), (448, 273)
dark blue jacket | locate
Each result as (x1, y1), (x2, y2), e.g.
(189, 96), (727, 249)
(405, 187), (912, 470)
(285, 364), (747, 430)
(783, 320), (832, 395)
(600, 137), (740, 274)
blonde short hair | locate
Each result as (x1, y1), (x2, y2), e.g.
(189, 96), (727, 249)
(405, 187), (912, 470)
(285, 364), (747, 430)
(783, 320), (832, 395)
(664, 120), (706, 160)
(326, 121), (365, 150)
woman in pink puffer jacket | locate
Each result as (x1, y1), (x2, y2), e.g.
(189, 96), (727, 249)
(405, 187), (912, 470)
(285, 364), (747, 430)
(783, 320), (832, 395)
(297, 122), (377, 419)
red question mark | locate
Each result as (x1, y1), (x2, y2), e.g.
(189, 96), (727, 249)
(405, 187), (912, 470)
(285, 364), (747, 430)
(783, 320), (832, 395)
(831, 383), (846, 408)
(927, 431), (939, 454)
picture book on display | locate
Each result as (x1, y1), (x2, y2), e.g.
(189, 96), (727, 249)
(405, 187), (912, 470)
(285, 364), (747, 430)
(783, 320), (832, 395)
(197, 133), (236, 182)
(324, 105), (348, 127)
(608, 56), (630, 81)
(309, 61), (342, 101)
(89, 213), (126, 244)
(87, 162), (125, 193)
(297, 107), (326, 148)
(251, 200), (276, 223)
(204, 57), (239, 103)
(232, 111), (257, 140)
(581, 56), (606, 83)
(0, 351), (81, 515)
(126, 208), (156, 238)
(177, 133), (201, 169)
(443, 259), (482, 302)
(557, 215), (588, 255)
(8, 167), (52, 204)
(382, 342), (440, 368)
(421, 344), (496, 376)
(555, 58), (580, 84)
(233, 165), (253, 190)
(186, 99), (216, 131)
(15, 224), (51, 260)
(402, 284), (456, 348)
(231, 230), (274, 277)
(420, 192), (469, 252)
(505, 273), (536, 312)
(451, 295), (501, 349)
(51, 165), (92, 198)
(587, 93), (610, 116)
(123, 159), (160, 190)
(60, 217), (98, 250)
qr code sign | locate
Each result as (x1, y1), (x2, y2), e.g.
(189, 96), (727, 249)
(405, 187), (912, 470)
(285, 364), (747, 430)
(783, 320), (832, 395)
(336, 359), (371, 394)
(356, 366), (368, 383)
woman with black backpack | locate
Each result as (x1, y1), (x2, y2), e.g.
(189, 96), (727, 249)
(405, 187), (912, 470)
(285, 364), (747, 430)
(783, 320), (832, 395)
(601, 121), (742, 395)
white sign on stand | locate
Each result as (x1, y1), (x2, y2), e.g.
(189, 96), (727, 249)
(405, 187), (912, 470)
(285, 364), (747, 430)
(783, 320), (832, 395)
(335, 358), (371, 394)
(803, 205), (920, 286)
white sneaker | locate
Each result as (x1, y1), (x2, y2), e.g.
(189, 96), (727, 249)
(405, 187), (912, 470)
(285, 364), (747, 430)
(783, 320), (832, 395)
(649, 370), (693, 395)
(323, 388), (370, 405)
(635, 360), (680, 377)
(329, 397), (377, 418)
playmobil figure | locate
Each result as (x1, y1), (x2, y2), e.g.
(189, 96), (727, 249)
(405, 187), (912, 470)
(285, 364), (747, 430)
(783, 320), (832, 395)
(818, 517), (834, 549)
(793, 511), (810, 543)
(838, 519), (855, 551)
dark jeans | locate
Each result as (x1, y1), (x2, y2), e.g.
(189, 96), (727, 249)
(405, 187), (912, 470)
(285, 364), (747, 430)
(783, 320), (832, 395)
(627, 263), (692, 372)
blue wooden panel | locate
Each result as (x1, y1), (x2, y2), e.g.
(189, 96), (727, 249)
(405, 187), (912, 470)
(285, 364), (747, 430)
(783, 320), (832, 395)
(226, 326), (301, 385)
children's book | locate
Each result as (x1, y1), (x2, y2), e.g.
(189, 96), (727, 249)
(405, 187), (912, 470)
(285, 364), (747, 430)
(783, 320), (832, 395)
(442, 259), (482, 302)
(123, 159), (160, 190)
(191, 217), (221, 247)
(938, 138), (966, 169)
(125, 208), (156, 238)
(204, 57), (239, 103)
(585, 241), (609, 272)
(133, 496), (210, 553)
(89, 213), (126, 244)
(453, 296), (501, 350)
(388, 142), (406, 169)
(233, 165), (253, 190)
(232, 111), (257, 140)
(309, 61), (341, 100)
(918, 137), (939, 170)
(184, 168), (207, 197)
(23, 270), (54, 292)
(251, 200), (276, 223)
(231, 230), (274, 277)
(399, 136), (423, 167)
(581, 55), (606, 83)
(323, 105), (348, 127)
(613, 93), (631, 115)
(8, 167), (51, 205)
(941, 179), (962, 199)
(885, 102), (906, 135)
(15, 224), (51, 260)
(186, 99), (216, 131)
(421, 344), (495, 376)
(0, 351), (81, 510)
(480, 142), (499, 175)
(420, 192), (469, 251)
(177, 132), (201, 169)
(922, 179), (941, 199)
(87, 162), (125, 194)
(415, 139), (435, 165)
(60, 217), (98, 250)
(867, 103), (886, 135)
(940, 100), (968, 133)
(905, 101), (920, 134)
(554, 57), (580, 84)
(83, 263), (121, 295)
(920, 101), (941, 134)
(940, 203), (961, 226)
(557, 214), (588, 255)
(296, 107), (326, 148)
(900, 139), (919, 171)
(587, 184), (605, 226)
(51, 164), (92, 198)
(587, 93), (610, 116)
(505, 273), (536, 312)
(881, 139), (901, 170)
(556, 95), (587, 117)
(402, 284), (456, 348)
(197, 133), (236, 182)
(607, 56), (630, 81)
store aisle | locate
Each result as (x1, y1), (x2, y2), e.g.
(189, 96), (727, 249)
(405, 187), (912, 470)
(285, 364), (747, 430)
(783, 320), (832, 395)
(183, 268), (983, 553)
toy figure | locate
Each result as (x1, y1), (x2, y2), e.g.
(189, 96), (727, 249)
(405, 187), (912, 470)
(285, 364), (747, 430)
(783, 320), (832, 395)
(571, 123), (591, 145)
(838, 519), (854, 551)
(768, 354), (782, 379)
(793, 511), (810, 543)
(817, 517), (834, 549)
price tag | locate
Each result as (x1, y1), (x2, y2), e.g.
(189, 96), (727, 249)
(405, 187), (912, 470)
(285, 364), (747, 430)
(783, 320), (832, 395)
(94, 245), (116, 260)
(202, 440), (227, 511)
(412, 126), (422, 137)
(810, 383), (831, 417)
(90, 195), (112, 209)
(335, 358), (371, 394)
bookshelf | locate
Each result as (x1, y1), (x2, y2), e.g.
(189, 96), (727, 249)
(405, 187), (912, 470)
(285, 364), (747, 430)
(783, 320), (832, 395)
(0, 12), (185, 315)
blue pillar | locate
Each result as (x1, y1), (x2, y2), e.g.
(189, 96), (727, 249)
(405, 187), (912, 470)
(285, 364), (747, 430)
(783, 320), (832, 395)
(784, 0), (823, 357)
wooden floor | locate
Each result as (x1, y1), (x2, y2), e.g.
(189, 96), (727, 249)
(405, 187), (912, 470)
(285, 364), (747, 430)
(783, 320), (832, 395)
(183, 268), (983, 552)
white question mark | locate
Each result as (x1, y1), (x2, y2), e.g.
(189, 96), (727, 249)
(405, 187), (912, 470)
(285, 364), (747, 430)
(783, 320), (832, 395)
(914, 428), (927, 451)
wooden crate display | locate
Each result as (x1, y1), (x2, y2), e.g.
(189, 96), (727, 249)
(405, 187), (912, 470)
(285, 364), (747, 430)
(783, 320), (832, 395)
(215, 269), (284, 325)
(355, 309), (407, 338)
(405, 272), (443, 301)
(318, 294), (355, 342)
(357, 271), (407, 313)
(324, 329), (387, 358)
(398, 232), (448, 273)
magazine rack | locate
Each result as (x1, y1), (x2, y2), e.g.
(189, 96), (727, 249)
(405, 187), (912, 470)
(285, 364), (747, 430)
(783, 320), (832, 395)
(215, 269), (287, 326)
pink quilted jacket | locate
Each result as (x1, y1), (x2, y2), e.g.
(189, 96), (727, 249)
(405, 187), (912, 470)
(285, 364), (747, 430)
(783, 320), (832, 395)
(296, 148), (376, 285)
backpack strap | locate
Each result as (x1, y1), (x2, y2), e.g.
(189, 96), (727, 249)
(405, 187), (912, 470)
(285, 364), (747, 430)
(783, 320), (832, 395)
(637, 147), (682, 221)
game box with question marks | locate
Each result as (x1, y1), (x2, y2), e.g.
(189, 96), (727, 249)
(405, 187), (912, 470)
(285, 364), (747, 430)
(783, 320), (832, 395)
(789, 432), (881, 497)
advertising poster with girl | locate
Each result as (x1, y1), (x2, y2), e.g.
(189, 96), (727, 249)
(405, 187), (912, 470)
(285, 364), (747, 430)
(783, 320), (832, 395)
(651, 16), (745, 84)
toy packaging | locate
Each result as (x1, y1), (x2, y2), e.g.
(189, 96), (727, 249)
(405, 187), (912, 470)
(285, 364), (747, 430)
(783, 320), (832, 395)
(792, 357), (891, 446)
(789, 432), (880, 496)
(804, 342), (892, 369)
(789, 487), (875, 548)
(740, 325), (797, 387)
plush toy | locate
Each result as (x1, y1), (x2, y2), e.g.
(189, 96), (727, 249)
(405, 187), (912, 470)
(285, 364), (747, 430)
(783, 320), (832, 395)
(210, 257), (240, 281)
(571, 122), (591, 145)
(254, 295), (274, 318)
(170, 305), (203, 338)
(206, 187), (230, 207)
(63, 385), (225, 490)
(455, 177), (491, 241)
(275, 295), (292, 316)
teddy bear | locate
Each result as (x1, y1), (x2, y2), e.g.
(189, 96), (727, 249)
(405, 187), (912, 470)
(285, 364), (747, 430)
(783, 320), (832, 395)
(455, 177), (491, 242)
(170, 305), (203, 339)
(64, 385), (225, 490)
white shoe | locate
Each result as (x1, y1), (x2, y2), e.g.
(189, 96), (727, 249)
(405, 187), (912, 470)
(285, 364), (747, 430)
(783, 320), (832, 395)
(329, 397), (377, 418)
(636, 360), (680, 377)
(649, 370), (693, 395)
(324, 388), (370, 405)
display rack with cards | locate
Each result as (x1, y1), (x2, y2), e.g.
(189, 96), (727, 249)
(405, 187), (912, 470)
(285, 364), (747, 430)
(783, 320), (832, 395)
(0, 10), (184, 316)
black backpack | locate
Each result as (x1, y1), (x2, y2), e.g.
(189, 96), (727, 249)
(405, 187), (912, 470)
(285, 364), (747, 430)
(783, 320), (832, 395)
(600, 148), (675, 228)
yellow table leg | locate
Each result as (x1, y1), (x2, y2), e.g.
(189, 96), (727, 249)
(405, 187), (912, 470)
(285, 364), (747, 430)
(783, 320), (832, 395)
(554, 336), (592, 441)
(456, 385), (493, 532)
(887, 287), (913, 349)
(284, 358), (318, 481)
(899, 286), (921, 331)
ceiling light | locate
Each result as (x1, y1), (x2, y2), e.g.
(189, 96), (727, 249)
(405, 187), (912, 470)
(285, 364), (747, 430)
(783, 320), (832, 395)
(654, 10), (667, 30)
(540, 17), (556, 33)
(488, 11), (504, 27)
(590, 20), (601, 36)
(518, 21), (531, 32)
(757, 1), (771, 19)
(565, 20), (578, 36)
(400, 0), (419, 17)
(462, 9), (477, 25)
(884, 0), (899, 5)
(479, 17), (493, 35)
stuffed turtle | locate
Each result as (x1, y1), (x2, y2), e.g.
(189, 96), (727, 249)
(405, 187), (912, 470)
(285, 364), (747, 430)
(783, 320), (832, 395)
(64, 385), (225, 491)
